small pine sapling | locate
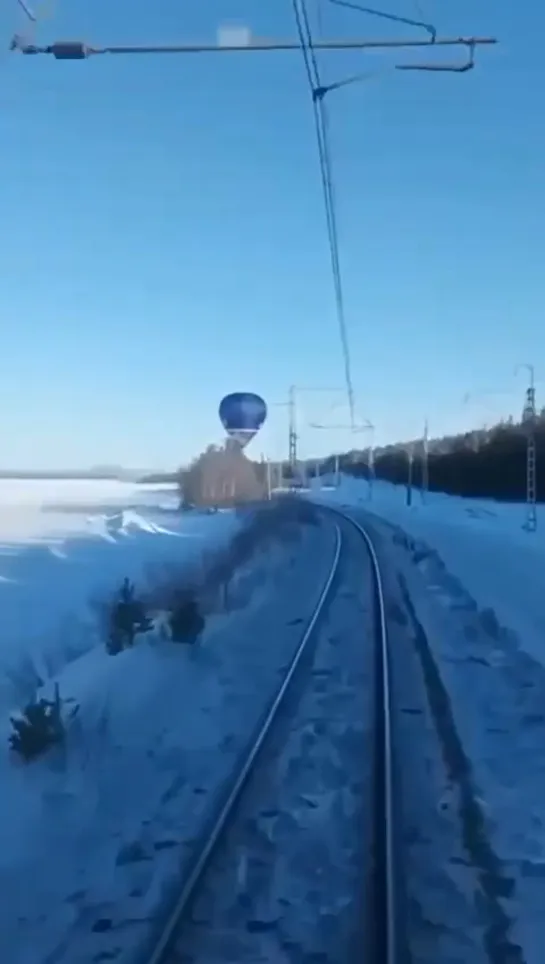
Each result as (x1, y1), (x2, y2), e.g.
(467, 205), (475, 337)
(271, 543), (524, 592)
(107, 578), (154, 654)
(9, 683), (66, 762)
(169, 592), (205, 644)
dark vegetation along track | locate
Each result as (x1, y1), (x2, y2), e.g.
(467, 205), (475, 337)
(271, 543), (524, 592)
(142, 508), (402, 964)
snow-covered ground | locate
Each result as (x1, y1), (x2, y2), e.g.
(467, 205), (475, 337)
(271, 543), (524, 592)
(0, 481), (238, 705)
(0, 480), (337, 964)
(176, 517), (377, 962)
(313, 474), (545, 666)
(312, 475), (545, 962)
(5, 474), (543, 961)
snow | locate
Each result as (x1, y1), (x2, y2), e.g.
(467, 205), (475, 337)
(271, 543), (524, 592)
(0, 482), (237, 708)
(0, 479), (338, 964)
(0, 479), (178, 543)
(312, 474), (545, 665)
(174, 516), (376, 962)
(4, 473), (543, 961)
(311, 474), (545, 962)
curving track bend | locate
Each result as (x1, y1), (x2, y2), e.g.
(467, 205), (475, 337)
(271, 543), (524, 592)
(143, 507), (400, 964)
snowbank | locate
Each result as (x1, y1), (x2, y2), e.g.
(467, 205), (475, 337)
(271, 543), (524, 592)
(0, 481), (338, 964)
(312, 475), (545, 666)
(0, 486), (238, 711)
(311, 475), (544, 962)
(372, 519), (544, 963)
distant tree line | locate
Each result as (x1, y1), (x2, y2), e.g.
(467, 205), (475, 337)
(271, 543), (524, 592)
(338, 414), (545, 502)
(139, 471), (180, 484)
(141, 408), (545, 506)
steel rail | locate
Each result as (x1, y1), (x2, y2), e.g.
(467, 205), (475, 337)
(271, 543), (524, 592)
(319, 503), (397, 963)
(144, 521), (343, 964)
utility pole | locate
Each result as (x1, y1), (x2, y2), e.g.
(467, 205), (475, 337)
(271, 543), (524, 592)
(334, 453), (340, 487)
(517, 364), (537, 532)
(288, 384), (298, 488)
(308, 406), (373, 495)
(288, 385), (345, 489)
(367, 443), (375, 500)
(406, 444), (414, 507)
(421, 418), (429, 503)
(271, 387), (337, 490)
(266, 399), (292, 490)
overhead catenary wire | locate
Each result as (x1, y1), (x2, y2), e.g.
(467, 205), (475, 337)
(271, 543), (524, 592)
(9, 0), (59, 56)
(322, 0), (477, 72)
(15, 0), (37, 22)
(325, 0), (436, 41)
(287, 1), (489, 430)
(9, 13), (496, 428)
(291, 0), (357, 430)
(9, 36), (497, 56)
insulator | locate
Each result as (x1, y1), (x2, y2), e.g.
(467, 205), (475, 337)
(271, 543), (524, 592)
(50, 41), (89, 60)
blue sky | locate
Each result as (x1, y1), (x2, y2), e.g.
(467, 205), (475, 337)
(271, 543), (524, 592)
(0, 0), (543, 468)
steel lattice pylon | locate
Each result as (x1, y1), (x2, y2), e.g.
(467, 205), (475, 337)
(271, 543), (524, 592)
(523, 386), (537, 532)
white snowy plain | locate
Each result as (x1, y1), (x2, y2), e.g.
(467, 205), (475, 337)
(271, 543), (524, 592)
(4, 475), (544, 963)
(0, 479), (336, 964)
(312, 474), (545, 962)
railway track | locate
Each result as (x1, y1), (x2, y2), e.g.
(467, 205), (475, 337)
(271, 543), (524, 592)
(142, 507), (401, 964)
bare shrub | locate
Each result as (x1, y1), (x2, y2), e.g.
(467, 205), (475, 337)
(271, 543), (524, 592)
(150, 494), (322, 621)
(168, 593), (205, 644)
(9, 684), (78, 762)
(107, 579), (154, 655)
(98, 493), (322, 652)
(179, 444), (267, 509)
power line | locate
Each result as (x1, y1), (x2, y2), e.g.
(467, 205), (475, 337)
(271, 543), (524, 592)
(285, 3), (495, 429)
(292, 0), (357, 429)
(9, 15), (497, 433)
(325, 0), (436, 41)
(15, 0), (37, 22)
